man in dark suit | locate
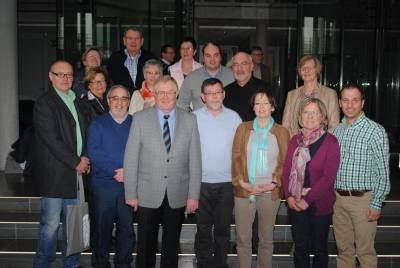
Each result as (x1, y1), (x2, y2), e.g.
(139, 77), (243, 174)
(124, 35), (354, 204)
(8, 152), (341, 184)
(33, 60), (92, 268)
(250, 46), (271, 84)
(107, 27), (157, 94)
(124, 75), (202, 268)
(160, 44), (175, 74)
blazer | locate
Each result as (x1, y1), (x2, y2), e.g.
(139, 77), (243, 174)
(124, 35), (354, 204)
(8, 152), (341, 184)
(107, 49), (156, 94)
(282, 132), (340, 216)
(124, 106), (202, 209)
(33, 89), (93, 198)
(168, 59), (202, 90)
(232, 121), (290, 201)
(282, 84), (340, 137)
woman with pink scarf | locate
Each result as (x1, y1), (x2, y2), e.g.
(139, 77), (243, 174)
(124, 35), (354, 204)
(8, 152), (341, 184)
(282, 97), (340, 268)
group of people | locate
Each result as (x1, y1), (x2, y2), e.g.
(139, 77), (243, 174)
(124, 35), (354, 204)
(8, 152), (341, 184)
(32, 26), (390, 268)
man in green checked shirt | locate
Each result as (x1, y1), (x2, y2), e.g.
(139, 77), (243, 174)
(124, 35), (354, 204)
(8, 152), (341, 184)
(332, 83), (390, 268)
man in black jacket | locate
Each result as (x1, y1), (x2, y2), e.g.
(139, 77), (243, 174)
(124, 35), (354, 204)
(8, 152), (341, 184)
(107, 27), (157, 94)
(33, 60), (92, 268)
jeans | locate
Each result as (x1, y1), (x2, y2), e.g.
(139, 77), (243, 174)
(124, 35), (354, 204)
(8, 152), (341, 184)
(91, 184), (135, 268)
(33, 197), (80, 268)
(290, 206), (332, 268)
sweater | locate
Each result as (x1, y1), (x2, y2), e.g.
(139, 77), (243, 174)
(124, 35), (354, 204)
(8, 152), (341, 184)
(87, 113), (132, 187)
(282, 132), (340, 216)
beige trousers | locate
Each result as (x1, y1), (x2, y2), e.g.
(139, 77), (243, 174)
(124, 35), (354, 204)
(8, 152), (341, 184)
(234, 194), (280, 268)
(333, 191), (377, 268)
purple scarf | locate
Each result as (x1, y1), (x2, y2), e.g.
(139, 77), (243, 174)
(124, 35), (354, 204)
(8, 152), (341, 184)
(288, 126), (326, 200)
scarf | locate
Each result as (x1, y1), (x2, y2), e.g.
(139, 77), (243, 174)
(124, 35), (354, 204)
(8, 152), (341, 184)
(248, 117), (274, 201)
(288, 126), (325, 200)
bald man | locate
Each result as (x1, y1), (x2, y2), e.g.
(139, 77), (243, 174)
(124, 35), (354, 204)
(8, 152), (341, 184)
(33, 60), (93, 268)
(224, 52), (270, 121)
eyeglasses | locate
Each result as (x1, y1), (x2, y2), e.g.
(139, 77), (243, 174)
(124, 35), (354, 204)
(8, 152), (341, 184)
(180, 47), (193, 52)
(203, 91), (224, 97)
(300, 66), (315, 72)
(232, 62), (251, 68)
(51, 72), (73, 79)
(254, 102), (271, 106)
(108, 96), (130, 102)
(302, 110), (321, 117)
(155, 91), (177, 97)
(90, 80), (106, 86)
(145, 71), (161, 76)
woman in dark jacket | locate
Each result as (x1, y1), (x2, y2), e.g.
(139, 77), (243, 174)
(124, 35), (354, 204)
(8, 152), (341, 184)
(282, 97), (340, 268)
(83, 67), (109, 116)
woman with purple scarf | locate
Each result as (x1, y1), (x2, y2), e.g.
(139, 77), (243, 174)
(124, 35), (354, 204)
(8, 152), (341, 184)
(282, 97), (340, 268)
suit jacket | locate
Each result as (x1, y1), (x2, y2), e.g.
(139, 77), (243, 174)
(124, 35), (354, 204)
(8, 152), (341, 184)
(259, 63), (271, 84)
(33, 89), (93, 198)
(107, 49), (156, 94)
(124, 106), (202, 209)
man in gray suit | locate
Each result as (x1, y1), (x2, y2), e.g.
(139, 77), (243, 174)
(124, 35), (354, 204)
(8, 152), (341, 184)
(124, 75), (202, 268)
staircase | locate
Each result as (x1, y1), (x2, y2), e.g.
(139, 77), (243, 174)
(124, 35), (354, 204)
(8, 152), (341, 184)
(0, 155), (399, 267)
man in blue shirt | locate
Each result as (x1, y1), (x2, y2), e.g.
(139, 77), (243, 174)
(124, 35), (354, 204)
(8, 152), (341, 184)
(87, 85), (135, 267)
(193, 78), (242, 268)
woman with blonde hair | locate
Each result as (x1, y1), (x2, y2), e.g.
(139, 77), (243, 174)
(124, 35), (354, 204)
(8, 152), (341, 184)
(282, 55), (340, 137)
(283, 97), (340, 268)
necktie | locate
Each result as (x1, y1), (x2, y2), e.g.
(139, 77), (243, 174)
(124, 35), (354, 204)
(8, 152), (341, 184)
(163, 114), (171, 153)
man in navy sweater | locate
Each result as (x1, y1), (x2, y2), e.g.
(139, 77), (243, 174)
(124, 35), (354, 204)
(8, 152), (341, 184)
(87, 84), (135, 267)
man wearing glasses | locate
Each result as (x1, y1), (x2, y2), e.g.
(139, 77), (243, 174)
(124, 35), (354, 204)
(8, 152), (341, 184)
(87, 85), (135, 267)
(124, 75), (202, 268)
(33, 60), (92, 268)
(193, 78), (242, 268)
(224, 51), (270, 122)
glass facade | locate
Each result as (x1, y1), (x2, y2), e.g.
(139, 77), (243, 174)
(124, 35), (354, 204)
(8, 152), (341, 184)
(18, 0), (400, 150)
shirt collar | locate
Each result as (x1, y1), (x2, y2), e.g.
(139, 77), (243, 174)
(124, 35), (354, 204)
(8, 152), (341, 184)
(202, 66), (222, 79)
(157, 107), (176, 119)
(341, 112), (366, 127)
(201, 105), (225, 117)
(124, 48), (142, 60)
(109, 111), (128, 123)
(54, 87), (75, 102)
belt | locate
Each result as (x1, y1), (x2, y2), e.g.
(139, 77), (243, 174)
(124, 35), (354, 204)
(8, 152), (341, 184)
(336, 189), (371, 197)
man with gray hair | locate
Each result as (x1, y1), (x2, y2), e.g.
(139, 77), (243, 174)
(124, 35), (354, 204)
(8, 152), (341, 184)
(224, 51), (270, 122)
(124, 75), (202, 268)
(87, 85), (135, 267)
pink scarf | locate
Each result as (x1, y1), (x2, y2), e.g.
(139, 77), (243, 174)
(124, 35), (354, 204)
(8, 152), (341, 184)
(288, 127), (326, 200)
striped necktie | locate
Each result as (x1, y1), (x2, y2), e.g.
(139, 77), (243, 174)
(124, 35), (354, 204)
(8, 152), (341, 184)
(163, 114), (171, 153)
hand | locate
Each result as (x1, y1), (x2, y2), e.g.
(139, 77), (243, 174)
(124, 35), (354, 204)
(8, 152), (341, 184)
(296, 199), (309, 211)
(239, 180), (257, 195)
(186, 198), (198, 214)
(113, 168), (124, 182)
(126, 199), (138, 212)
(367, 208), (381, 222)
(287, 196), (301, 212)
(76, 156), (90, 174)
(255, 183), (276, 193)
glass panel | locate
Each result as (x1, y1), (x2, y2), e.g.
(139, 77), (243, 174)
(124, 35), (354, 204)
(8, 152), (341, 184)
(381, 1), (400, 151)
(194, 0), (298, 122)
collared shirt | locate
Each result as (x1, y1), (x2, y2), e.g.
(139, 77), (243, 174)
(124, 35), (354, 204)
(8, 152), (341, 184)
(202, 66), (223, 80)
(109, 111), (128, 124)
(157, 107), (176, 142)
(124, 48), (142, 87)
(333, 113), (390, 211)
(54, 88), (83, 156)
(194, 106), (242, 183)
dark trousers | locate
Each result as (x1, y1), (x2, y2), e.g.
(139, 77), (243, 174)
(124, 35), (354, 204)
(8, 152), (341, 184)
(290, 206), (332, 268)
(195, 182), (233, 268)
(136, 194), (185, 268)
(91, 184), (135, 268)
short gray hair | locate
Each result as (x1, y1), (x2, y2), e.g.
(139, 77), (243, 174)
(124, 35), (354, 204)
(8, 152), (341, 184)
(106, 84), (130, 99)
(143, 59), (163, 74)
